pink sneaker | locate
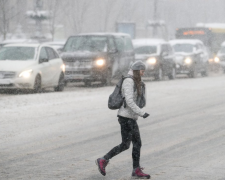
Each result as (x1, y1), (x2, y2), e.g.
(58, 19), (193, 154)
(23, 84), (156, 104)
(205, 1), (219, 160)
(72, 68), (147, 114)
(132, 167), (150, 179)
(95, 158), (109, 176)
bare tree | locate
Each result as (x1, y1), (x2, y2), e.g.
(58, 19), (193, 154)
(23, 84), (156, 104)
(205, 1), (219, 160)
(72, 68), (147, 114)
(46, 0), (61, 41)
(101, 0), (114, 32)
(0, 0), (10, 40)
(100, 0), (130, 32)
(65, 0), (91, 34)
(0, 0), (25, 40)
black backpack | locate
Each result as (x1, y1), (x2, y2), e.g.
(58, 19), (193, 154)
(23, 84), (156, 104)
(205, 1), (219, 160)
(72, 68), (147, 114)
(108, 76), (131, 110)
(108, 76), (146, 110)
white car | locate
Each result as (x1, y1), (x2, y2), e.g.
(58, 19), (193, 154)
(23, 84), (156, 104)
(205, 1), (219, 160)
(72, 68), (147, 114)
(0, 43), (65, 92)
(43, 41), (65, 54)
(215, 41), (225, 73)
(133, 39), (176, 80)
(169, 39), (209, 78)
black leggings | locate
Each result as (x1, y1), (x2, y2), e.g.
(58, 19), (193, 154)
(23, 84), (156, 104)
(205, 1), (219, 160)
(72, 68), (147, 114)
(104, 116), (142, 169)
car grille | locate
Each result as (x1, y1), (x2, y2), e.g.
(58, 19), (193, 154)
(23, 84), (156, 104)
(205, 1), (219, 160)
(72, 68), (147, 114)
(65, 71), (90, 75)
(0, 71), (16, 79)
(0, 84), (14, 87)
(64, 59), (92, 67)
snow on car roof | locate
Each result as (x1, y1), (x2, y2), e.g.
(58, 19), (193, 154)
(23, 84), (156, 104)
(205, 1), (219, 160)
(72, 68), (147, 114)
(196, 23), (225, 29)
(74, 32), (131, 37)
(43, 41), (65, 46)
(1, 39), (28, 43)
(0, 39), (39, 43)
(4, 43), (41, 47)
(169, 39), (203, 45)
(132, 38), (166, 46)
(4, 43), (56, 48)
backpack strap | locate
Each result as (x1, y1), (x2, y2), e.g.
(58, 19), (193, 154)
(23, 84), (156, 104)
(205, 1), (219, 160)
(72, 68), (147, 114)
(121, 75), (138, 108)
(119, 75), (133, 92)
(121, 75), (138, 92)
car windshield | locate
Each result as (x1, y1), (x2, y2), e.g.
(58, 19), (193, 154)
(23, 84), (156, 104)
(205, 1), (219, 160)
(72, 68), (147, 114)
(64, 36), (108, 52)
(172, 43), (194, 53)
(134, 46), (157, 54)
(0, 47), (35, 60)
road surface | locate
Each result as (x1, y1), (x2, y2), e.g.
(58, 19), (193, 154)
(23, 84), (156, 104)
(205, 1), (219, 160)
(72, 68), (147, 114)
(0, 74), (225, 180)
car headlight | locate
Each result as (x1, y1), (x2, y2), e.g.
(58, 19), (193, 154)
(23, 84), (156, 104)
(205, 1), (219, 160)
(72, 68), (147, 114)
(147, 57), (157, 64)
(95, 58), (106, 66)
(208, 58), (214, 63)
(19, 69), (33, 78)
(184, 57), (192, 64)
(214, 57), (220, 63)
(61, 64), (65, 72)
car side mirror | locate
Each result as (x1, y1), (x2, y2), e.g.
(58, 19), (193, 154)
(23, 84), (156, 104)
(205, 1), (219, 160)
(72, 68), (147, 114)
(193, 47), (197, 53)
(162, 51), (168, 57)
(39, 58), (49, 63)
(109, 48), (118, 53)
(57, 47), (63, 53)
(193, 48), (203, 54)
(197, 50), (203, 54)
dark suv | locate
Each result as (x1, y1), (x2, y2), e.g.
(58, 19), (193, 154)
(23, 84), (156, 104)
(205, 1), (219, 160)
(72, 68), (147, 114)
(60, 33), (135, 86)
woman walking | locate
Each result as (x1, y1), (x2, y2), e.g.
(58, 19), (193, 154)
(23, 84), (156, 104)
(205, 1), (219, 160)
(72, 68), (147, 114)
(96, 61), (150, 179)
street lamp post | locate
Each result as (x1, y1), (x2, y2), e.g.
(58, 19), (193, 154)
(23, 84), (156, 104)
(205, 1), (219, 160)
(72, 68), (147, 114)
(146, 0), (168, 40)
(26, 0), (49, 42)
(153, 0), (157, 37)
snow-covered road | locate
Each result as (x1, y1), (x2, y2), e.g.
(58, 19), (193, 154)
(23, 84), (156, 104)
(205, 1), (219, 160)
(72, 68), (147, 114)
(1, 74), (225, 180)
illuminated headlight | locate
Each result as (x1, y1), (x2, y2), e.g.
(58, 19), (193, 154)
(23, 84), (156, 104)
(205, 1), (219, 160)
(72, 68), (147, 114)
(147, 57), (157, 64)
(19, 69), (33, 78)
(208, 58), (214, 63)
(95, 58), (106, 66)
(184, 57), (192, 64)
(214, 57), (220, 63)
(61, 64), (65, 72)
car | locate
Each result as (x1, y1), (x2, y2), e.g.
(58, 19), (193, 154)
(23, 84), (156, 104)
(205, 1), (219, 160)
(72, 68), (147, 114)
(0, 43), (5, 49)
(133, 39), (176, 80)
(60, 33), (135, 86)
(43, 41), (65, 54)
(169, 39), (209, 78)
(0, 40), (25, 49)
(0, 43), (65, 92)
(0, 39), (39, 49)
(214, 41), (225, 73)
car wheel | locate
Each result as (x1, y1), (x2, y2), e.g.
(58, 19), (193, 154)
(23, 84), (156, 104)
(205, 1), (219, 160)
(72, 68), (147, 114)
(84, 80), (92, 87)
(101, 69), (112, 86)
(64, 80), (68, 87)
(168, 67), (176, 80)
(201, 63), (209, 77)
(188, 66), (197, 78)
(154, 67), (163, 81)
(33, 75), (42, 93)
(54, 73), (65, 92)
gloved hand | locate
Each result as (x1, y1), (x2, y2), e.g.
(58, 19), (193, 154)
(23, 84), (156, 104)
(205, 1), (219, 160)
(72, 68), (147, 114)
(143, 113), (150, 118)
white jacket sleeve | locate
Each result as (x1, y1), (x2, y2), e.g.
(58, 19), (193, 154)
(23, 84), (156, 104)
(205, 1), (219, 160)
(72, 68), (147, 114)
(123, 78), (145, 117)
